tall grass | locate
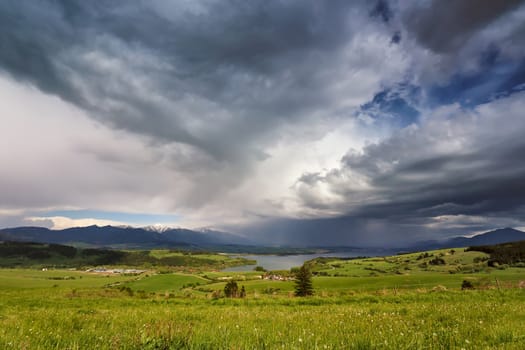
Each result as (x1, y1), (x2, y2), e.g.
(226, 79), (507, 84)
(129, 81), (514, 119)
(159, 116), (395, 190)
(1, 287), (524, 349)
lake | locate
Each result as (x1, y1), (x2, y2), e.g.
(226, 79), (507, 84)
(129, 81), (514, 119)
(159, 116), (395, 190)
(223, 249), (394, 271)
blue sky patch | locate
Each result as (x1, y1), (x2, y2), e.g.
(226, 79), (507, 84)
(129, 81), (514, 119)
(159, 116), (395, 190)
(427, 57), (525, 108)
(359, 83), (421, 127)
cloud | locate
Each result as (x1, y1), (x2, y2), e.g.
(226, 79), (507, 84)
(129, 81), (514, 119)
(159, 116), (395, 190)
(0, 214), (53, 230)
(370, 0), (393, 24)
(0, 0), (388, 161)
(395, 0), (525, 84)
(0, 76), (178, 212)
(1, 1), (524, 246)
(290, 91), (525, 242)
(0, 1), (407, 215)
(27, 217), (125, 231)
(402, 0), (524, 54)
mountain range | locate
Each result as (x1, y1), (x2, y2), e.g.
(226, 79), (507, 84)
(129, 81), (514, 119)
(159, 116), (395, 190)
(444, 227), (525, 247)
(0, 225), (253, 249)
(0, 226), (524, 251)
(406, 228), (525, 251)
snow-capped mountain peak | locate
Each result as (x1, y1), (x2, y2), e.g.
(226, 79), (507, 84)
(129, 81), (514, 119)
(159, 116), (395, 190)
(142, 224), (173, 233)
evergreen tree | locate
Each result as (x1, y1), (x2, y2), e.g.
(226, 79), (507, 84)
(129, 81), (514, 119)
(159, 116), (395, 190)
(294, 264), (314, 296)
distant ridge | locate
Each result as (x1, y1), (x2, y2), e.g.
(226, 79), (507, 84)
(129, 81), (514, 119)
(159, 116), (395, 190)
(446, 227), (525, 247)
(408, 227), (525, 251)
(1, 226), (524, 251)
(0, 225), (253, 248)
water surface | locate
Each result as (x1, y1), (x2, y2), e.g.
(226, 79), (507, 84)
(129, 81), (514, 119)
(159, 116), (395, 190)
(223, 250), (393, 271)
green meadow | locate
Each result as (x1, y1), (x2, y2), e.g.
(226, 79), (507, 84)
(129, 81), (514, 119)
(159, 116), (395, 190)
(1, 246), (524, 349)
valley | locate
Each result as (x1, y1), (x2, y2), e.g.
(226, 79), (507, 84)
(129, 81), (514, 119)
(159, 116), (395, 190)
(1, 240), (524, 348)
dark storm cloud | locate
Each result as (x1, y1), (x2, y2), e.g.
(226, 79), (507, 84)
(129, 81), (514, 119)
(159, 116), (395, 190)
(370, 0), (393, 23)
(403, 0), (525, 53)
(345, 117), (525, 220)
(288, 92), (525, 244)
(3, 0), (525, 245)
(0, 2), (82, 103)
(0, 0), (402, 212)
(236, 216), (413, 247)
(0, 0), (369, 165)
(390, 31), (401, 44)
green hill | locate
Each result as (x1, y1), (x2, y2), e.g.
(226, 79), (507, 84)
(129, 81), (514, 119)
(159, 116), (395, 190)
(0, 241), (253, 270)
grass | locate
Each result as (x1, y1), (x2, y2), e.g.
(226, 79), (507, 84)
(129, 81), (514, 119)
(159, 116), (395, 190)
(0, 287), (524, 349)
(0, 269), (138, 290)
(309, 248), (491, 277)
(1, 244), (524, 348)
(124, 273), (208, 293)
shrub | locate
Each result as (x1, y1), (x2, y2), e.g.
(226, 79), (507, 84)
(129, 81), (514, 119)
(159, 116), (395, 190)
(461, 280), (474, 290)
(429, 257), (446, 265)
(416, 252), (431, 260)
(240, 285), (246, 298)
(224, 280), (239, 298)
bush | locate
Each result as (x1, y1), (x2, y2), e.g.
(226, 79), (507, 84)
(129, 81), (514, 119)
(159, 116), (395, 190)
(224, 280), (239, 298)
(429, 257), (446, 265)
(461, 280), (474, 290)
(240, 285), (246, 298)
(416, 252), (431, 260)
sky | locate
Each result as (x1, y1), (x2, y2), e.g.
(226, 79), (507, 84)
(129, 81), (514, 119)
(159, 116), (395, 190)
(1, 0), (525, 247)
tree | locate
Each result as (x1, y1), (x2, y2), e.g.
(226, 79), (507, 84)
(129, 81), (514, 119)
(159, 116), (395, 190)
(240, 285), (246, 298)
(294, 264), (314, 297)
(224, 280), (239, 298)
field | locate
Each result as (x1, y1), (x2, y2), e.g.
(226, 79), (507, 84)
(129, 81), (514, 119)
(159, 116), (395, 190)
(0, 246), (524, 349)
